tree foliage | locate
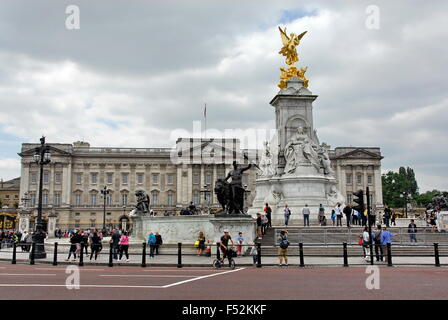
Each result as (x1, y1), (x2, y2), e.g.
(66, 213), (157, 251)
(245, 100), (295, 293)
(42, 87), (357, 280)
(382, 167), (419, 208)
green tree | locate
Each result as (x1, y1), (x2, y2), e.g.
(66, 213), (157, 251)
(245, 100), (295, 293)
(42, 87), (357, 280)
(382, 166), (419, 208)
(415, 189), (441, 207)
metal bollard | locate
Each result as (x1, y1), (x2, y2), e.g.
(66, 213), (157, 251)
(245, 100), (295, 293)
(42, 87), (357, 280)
(343, 242), (348, 267)
(177, 242), (183, 268)
(141, 242), (147, 268)
(53, 242), (58, 266)
(216, 242), (221, 260)
(299, 243), (305, 267)
(387, 243), (393, 267)
(79, 242), (84, 267)
(30, 243), (36, 265)
(256, 242), (262, 268)
(12, 242), (17, 265)
(434, 243), (440, 267)
(108, 243), (113, 267)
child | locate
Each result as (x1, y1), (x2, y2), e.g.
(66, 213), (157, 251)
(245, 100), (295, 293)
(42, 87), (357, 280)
(236, 232), (244, 256)
(331, 209), (336, 226)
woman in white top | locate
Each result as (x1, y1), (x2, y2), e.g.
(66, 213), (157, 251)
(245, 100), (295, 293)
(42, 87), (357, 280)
(362, 226), (371, 260)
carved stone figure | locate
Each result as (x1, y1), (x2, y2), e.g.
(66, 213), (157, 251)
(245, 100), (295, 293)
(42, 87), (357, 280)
(284, 126), (321, 174)
(327, 185), (345, 204)
(318, 147), (334, 176)
(130, 190), (150, 217)
(259, 141), (275, 177)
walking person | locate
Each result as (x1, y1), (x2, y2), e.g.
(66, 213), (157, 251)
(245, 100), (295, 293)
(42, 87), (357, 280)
(66, 231), (79, 261)
(256, 213), (263, 238)
(89, 230), (102, 261)
(352, 209), (359, 226)
(373, 225), (383, 261)
(147, 232), (156, 259)
(219, 230), (234, 266)
(283, 205), (291, 227)
(278, 230), (289, 267)
(302, 204), (310, 227)
(82, 230), (89, 256)
(335, 203), (343, 226)
(155, 232), (163, 255)
(390, 211), (397, 226)
(408, 219), (418, 244)
(118, 231), (130, 262)
(343, 204), (352, 228)
(264, 203), (272, 228)
(250, 243), (258, 267)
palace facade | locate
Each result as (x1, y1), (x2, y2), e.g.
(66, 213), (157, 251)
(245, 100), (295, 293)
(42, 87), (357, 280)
(18, 138), (383, 230)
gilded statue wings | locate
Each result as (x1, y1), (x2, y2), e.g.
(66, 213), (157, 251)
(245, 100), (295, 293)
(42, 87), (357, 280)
(278, 26), (290, 45)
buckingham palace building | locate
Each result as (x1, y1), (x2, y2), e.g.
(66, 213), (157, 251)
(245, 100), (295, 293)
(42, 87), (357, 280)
(18, 138), (383, 230)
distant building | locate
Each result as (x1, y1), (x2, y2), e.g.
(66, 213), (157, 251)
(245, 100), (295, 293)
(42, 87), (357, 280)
(18, 139), (383, 230)
(0, 177), (20, 209)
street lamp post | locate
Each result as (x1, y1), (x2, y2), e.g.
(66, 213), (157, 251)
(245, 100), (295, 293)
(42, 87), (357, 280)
(101, 186), (110, 233)
(32, 136), (51, 259)
(401, 192), (409, 219)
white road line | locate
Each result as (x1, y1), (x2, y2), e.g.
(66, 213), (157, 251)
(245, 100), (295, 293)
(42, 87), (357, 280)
(0, 274), (56, 276)
(162, 267), (246, 288)
(0, 284), (163, 288)
(100, 274), (198, 278)
(34, 268), (105, 271)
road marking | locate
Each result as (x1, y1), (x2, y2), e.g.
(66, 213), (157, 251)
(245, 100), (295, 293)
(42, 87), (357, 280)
(34, 268), (105, 271)
(99, 274), (198, 278)
(0, 284), (163, 288)
(162, 267), (246, 288)
(0, 274), (56, 276)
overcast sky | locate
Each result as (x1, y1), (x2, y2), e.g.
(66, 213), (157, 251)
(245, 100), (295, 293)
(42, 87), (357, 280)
(0, 0), (447, 192)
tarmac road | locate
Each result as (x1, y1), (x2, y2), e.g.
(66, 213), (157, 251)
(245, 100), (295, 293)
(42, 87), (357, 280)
(0, 263), (447, 300)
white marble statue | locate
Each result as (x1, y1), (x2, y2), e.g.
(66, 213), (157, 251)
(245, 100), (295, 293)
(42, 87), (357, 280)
(327, 185), (345, 204)
(284, 126), (321, 174)
(259, 141), (275, 177)
(318, 146), (334, 176)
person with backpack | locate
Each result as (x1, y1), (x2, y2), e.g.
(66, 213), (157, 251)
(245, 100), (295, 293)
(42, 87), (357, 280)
(284, 205), (291, 227)
(373, 225), (383, 262)
(278, 230), (289, 267)
(147, 232), (157, 259)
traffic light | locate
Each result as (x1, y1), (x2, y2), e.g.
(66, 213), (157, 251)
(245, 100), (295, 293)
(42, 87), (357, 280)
(352, 189), (365, 213)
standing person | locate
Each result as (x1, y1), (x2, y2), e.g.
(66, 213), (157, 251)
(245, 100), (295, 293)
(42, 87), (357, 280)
(302, 204), (310, 227)
(283, 204), (291, 227)
(408, 219), (418, 244)
(82, 231), (89, 256)
(256, 213), (263, 238)
(155, 232), (163, 255)
(20, 231), (28, 252)
(250, 243), (258, 267)
(380, 227), (395, 258)
(147, 232), (156, 259)
(429, 211), (437, 232)
(25, 232), (33, 252)
(261, 214), (268, 235)
(331, 209), (336, 226)
(384, 205), (391, 227)
(118, 231), (130, 262)
(277, 230), (289, 267)
(361, 209), (368, 226)
(318, 204), (325, 226)
(110, 229), (120, 260)
(352, 209), (359, 226)
(335, 203), (343, 226)
(236, 232), (245, 256)
(219, 230), (234, 266)
(343, 204), (352, 228)
(390, 211), (397, 226)
(196, 232), (206, 256)
(373, 225), (383, 262)
(89, 230), (102, 261)
(362, 226), (371, 260)
(264, 203), (272, 228)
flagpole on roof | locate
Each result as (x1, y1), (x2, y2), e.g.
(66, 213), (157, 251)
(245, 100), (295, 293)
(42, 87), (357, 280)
(204, 102), (207, 140)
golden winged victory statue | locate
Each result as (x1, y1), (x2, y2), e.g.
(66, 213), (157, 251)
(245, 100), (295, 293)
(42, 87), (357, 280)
(277, 27), (309, 89)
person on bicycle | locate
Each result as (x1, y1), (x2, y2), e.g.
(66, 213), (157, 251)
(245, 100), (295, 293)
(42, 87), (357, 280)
(220, 230), (234, 266)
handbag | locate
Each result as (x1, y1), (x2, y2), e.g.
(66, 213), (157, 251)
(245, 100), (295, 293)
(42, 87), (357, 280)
(194, 240), (200, 247)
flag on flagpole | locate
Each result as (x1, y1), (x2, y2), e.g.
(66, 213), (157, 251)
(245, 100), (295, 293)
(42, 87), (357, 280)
(203, 103), (207, 118)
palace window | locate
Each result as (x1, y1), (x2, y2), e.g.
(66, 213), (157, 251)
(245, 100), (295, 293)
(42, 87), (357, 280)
(193, 191), (200, 205)
(367, 175), (373, 185)
(205, 173), (212, 185)
(137, 173), (144, 185)
(167, 192), (174, 206)
(31, 173), (37, 184)
(122, 173), (129, 185)
(75, 194), (82, 206)
(90, 194), (97, 206)
(152, 174), (159, 185)
(54, 193), (61, 206)
(151, 192), (158, 205)
(43, 172), (49, 184)
(121, 193), (128, 206)
(55, 173), (61, 184)
(167, 174), (174, 185)
(346, 173), (352, 185)
(76, 173), (82, 184)
(91, 173), (98, 184)
(357, 174), (363, 185)
(193, 174), (200, 185)
(107, 173), (113, 184)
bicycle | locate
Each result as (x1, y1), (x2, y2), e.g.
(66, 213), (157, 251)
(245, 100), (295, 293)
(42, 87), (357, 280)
(213, 257), (236, 269)
(212, 247), (236, 269)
